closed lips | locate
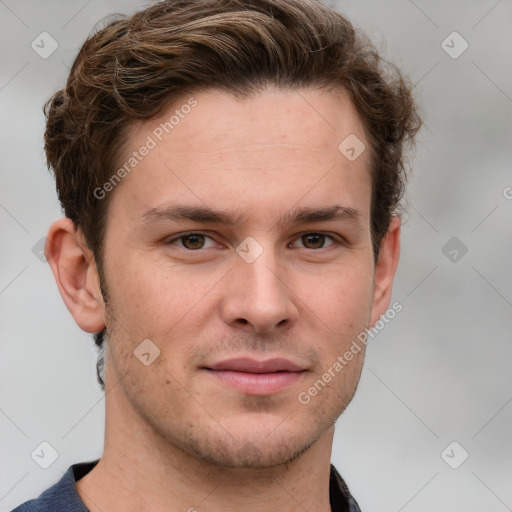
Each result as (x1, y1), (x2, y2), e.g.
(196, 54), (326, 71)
(205, 358), (305, 373)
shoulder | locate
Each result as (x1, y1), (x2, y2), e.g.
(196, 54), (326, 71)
(9, 460), (100, 512)
(10, 499), (41, 512)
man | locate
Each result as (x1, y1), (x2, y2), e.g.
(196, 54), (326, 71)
(12, 0), (420, 510)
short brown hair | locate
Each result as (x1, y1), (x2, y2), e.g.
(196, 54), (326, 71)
(44, 0), (421, 390)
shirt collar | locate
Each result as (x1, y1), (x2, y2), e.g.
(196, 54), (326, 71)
(330, 464), (362, 512)
(25, 459), (361, 512)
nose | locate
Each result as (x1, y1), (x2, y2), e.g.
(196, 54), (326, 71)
(220, 248), (299, 334)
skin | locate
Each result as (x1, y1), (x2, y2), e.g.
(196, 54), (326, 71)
(46, 86), (400, 512)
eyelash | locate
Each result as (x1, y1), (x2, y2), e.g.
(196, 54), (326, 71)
(166, 231), (343, 250)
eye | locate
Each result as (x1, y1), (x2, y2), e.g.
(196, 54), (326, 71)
(169, 232), (217, 250)
(292, 233), (337, 249)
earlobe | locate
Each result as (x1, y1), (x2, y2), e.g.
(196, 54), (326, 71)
(369, 215), (401, 327)
(45, 218), (106, 333)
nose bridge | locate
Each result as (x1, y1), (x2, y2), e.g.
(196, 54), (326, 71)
(221, 239), (298, 332)
(243, 250), (284, 302)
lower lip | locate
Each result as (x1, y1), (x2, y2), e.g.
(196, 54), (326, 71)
(206, 369), (305, 395)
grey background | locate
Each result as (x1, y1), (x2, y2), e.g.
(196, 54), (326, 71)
(1, 1), (511, 511)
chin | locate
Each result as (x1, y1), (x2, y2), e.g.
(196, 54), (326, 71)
(177, 421), (322, 469)
(194, 440), (314, 469)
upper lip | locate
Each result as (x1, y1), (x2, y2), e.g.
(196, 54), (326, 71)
(206, 358), (304, 373)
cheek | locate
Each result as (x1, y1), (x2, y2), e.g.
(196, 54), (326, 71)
(106, 252), (217, 331)
(297, 261), (374, 338)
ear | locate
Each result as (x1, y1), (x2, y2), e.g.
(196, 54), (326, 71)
(45, 218), (106, 333)
(369, 215), (401, 327)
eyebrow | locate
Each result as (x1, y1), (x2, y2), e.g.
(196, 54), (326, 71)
(138, 203), (362, 228)
(281, 205), (362, 225)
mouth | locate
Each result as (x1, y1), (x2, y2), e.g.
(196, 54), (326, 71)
(203, 357), (307, 395)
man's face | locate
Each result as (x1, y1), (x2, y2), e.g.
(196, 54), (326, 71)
(100, 87), (378, 468)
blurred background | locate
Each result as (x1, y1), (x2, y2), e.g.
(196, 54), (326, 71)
(1, 1), (511, 510)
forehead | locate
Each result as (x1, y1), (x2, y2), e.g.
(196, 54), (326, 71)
(108, 87), (372, 226)
(131, 86), (368, 158)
